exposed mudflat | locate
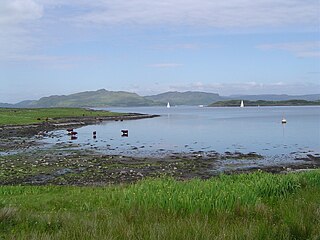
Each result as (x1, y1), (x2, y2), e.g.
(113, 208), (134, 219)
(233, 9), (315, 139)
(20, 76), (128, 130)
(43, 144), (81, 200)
(1, 143), (319, 185)
(0, 113), (159, 138)
(0, 114), (319, 186)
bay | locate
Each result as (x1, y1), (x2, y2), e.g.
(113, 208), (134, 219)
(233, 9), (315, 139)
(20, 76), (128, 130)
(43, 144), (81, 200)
(45, 106), (320, 158)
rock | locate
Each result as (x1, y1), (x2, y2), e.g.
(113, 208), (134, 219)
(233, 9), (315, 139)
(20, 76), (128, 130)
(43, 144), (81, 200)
(54, 168), (74, 176)
(307, 154), (320, 161)
(136, 172), (143, 177)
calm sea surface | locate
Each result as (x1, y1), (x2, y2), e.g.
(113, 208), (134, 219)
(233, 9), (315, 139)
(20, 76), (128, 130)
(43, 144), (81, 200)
(44, 106), (320, 158)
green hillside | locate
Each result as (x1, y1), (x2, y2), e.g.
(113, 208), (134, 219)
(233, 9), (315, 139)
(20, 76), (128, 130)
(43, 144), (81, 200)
(2, 91), (320, 108)
(209, 99), (320, 107)
(18, 89), (156, 108)
(0, 103), (13, 108)
(145, 91), (223, 105)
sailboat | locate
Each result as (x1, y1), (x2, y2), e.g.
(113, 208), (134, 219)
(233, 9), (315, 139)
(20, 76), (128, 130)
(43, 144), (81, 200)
(281, 112), (287, 124)
(240, 100), (244, 108)
(281, 114), (287, 124)
(167, 102), (171, 108)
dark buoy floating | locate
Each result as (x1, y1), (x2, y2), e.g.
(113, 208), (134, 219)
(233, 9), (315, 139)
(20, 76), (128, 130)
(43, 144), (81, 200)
(93, 131), (97, 139)
(121, 129), (128, 137)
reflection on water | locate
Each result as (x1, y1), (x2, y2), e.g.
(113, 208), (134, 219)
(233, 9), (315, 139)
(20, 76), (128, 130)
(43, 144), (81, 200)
(43, 106), (320, 157)
(282, 123), (286, 138)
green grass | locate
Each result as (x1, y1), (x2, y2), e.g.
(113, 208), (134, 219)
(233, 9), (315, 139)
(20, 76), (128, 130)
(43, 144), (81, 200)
(0, 170), (320, 239)
(0, 108), (124, 125)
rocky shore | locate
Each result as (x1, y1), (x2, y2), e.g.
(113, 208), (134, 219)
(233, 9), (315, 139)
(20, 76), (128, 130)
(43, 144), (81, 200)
(0, 113), (159, 139)
(0, 113), (319, 186)
(0, 146), (319, 185)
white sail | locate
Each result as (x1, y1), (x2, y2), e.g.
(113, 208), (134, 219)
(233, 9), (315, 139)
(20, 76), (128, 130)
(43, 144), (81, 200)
(167, 102), (170, 108)
(282, 113), (287, 124)
(240, 100), (244, 108)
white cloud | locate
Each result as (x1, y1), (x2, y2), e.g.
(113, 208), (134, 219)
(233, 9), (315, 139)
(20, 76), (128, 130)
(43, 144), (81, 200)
(166, 81), (320, 95)
(148, 63), (183, 68)
(151, 43), (201, 50)
(129, 81), (320, 96)
(0, 1), (319, 61)
(298, 52), (320, 58)
(0, 0), (43, 57)
(72, 0), (319, 28)
(7, 54), (96, 62)
(0, 0), (43, 24)
(3, 54), (98, 69)
(257, 41), (320, 58)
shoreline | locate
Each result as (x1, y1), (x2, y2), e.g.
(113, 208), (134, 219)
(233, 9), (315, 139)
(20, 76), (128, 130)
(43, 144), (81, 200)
(0, 146), (319, 186)
(0, 112), (319, 186)
(0, 113), (159, 139)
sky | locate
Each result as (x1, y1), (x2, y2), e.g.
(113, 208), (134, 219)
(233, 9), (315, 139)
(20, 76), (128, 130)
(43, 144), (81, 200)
(0, 0), (319, 103)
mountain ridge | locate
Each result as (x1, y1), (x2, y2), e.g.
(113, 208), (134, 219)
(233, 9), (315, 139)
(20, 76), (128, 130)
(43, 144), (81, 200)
(1, 89), (319, 108)
(145, 91), (224, 106)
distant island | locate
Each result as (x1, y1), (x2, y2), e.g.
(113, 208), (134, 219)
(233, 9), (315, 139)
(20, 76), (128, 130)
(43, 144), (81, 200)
(208, 99), (320, 107)
(0, 89), (319, 108)
(145, 91), (223, 106)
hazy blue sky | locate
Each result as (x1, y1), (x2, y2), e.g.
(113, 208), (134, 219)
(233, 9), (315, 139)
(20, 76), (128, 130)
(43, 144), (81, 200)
(0, 0), (319, 103)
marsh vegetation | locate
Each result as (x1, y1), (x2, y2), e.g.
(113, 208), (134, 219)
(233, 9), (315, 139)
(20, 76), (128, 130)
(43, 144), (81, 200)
(0, 171), (319, 239)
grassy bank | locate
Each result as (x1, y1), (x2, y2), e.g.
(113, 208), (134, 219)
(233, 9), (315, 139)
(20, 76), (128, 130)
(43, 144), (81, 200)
(0, 108), (123, 126)
(1, 171), (319, 239)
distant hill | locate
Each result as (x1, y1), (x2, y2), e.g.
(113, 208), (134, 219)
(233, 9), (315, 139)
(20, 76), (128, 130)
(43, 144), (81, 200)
(209, 99), (320, 107)
(228, 94), (320, 101)
(145, 91), (224, 106)
(0, 103), (14, 108)
(13, 89), (156, 108)
(1, 90), (320, 108)
(14, 100), (37, 108)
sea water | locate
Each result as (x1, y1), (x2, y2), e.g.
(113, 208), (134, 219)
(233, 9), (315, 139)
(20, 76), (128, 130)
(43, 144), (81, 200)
(43, 106), (320, 158)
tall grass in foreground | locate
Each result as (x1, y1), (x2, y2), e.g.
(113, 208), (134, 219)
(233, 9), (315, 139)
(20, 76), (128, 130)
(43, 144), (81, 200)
(0, 171), (320, 239)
